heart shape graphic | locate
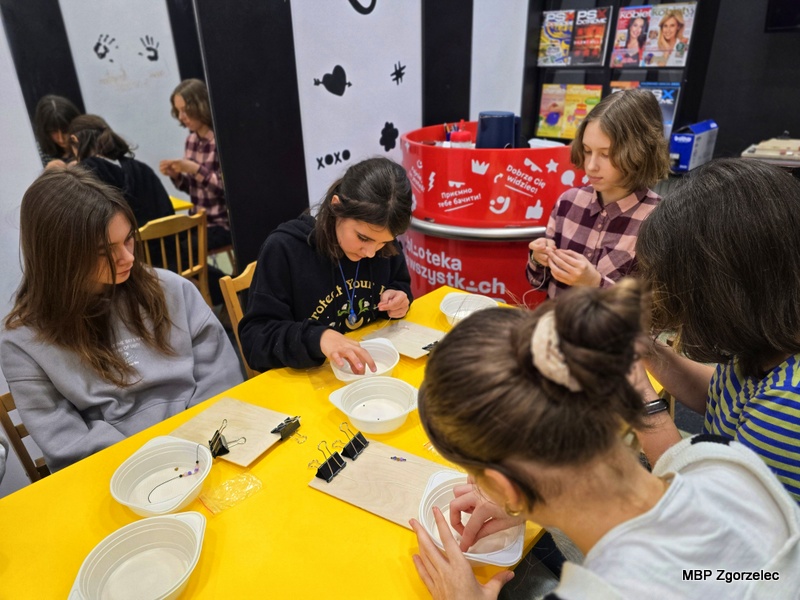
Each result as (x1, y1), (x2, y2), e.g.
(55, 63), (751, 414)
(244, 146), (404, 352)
(318, 65), (351, 96)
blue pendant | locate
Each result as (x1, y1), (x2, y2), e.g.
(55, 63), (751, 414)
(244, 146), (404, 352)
(348, 311), (357, 325)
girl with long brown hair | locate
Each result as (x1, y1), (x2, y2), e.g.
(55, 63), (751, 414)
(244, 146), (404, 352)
(0, 168), (242, 471)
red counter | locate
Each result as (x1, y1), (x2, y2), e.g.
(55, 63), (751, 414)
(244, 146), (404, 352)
(401, 123), (584, 306)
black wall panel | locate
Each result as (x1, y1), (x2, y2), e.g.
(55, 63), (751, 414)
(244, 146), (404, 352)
(421, 0), (473, 126)
(0, 0), (84, 121)
(165, 0), (205, 81)
(193, 0), (308, 267)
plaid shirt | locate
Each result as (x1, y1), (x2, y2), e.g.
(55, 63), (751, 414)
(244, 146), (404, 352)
(172, 130), (229, 230)
(526, 186), (660, 298)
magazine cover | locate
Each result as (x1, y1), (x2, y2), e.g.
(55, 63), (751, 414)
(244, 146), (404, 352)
(609, 81), (641, 92)
(610, 5), (652, 68)
(569, 7), (613, 66)
(538, 10), (575, 67)
(642, 2), (696, 67)
(639, 81), (682, 136)
(610, 81), (681, 137)
(537, 83), (568, 138)
(561, 84), (603, 139)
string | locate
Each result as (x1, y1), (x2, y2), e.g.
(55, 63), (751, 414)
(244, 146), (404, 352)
(147, 444), (202, 504)
(337, 260), (361, 325)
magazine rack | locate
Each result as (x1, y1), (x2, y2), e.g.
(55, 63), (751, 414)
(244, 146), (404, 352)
(523, 0), (721, 145)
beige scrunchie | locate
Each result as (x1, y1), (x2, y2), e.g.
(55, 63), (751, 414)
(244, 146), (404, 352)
(531, 311), (582, 392)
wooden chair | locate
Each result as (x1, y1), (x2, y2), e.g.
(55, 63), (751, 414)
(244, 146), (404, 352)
(220, 261), (259, 379)
(137, 210), (212, 306)
(0, 392), (50, 482)
(168, 197), (236, 274)
(209, 244), (237, 276)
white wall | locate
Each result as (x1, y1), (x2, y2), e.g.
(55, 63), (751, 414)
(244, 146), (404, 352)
(0, 19), (46, 498)
(58, 0), (189, 199)
(469, 0), (529, 119)
(291, 1), (422, 206)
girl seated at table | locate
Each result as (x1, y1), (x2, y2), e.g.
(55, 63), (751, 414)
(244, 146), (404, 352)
(526, 89), (669, 299)
(159, 78), (230, 252)
(635, 158), (800, 503)
(68, 114), (175, 229)
(239, 157), (413, 373)
(409, 280), (800, 599)
(34, 94), (82, 168)
(0, 168), (243, 472)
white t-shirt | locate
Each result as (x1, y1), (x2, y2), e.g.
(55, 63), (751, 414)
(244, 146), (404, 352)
(551, 437), (800, 600)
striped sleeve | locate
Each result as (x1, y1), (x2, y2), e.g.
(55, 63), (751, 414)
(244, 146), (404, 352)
(706, 358), (800, 502)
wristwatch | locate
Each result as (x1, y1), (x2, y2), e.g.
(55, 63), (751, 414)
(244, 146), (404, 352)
(644, 398), (670, 416)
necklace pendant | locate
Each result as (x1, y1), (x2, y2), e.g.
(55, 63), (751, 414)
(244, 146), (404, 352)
(348, 311), (357, 325)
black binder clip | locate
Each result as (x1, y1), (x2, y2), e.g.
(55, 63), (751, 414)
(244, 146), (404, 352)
(271, 416), (301, 441)
(313, 441), (346, 483)
(339, 422), (369, 461)
(208, 419), (246, 458)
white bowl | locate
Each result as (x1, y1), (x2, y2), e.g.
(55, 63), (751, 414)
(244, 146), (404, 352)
(331, 338), (400, 382)
(439, 292), (498, 326)
(329, 376), (418, 434)
(419, 470), (525, 567)
(111, 436), (213, 517)
(69, 512), (205, 600)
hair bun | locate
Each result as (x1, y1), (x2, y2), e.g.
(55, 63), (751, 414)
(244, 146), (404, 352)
(553, 279), (644, 393)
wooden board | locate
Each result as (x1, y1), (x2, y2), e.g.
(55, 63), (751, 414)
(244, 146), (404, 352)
(309, 440), (453, 529)
(170, 397), (293, 467)
(362, 321), (446, 359)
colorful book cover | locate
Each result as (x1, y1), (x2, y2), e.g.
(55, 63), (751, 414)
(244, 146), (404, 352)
(536, 83), (567, 138)
(609, 81), (641, 92)
(569, 7), (613, 66)
(639, 81), (681, 137)
(561, 84), (603, 139)
(642, 2), (696, 67)
(538, 10), (575, 67)
(610, 5), (652, 68)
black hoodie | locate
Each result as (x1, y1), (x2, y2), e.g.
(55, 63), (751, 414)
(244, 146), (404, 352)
(239, 214), (413, 372)
(81, 156), (174, 227)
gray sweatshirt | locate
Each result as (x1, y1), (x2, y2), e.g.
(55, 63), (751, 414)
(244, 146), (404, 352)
(0, 269), (243, 471)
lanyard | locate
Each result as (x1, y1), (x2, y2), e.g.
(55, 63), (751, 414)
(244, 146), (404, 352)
(337, 260), (361, 325)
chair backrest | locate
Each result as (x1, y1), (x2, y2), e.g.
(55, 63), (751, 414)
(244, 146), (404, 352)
(219, 261), (259, 379)
(0, 392), (50, 482)
(136, 210), (212, 305)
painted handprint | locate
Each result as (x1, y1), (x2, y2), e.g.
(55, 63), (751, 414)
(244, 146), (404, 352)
(138, 36), (160, 61)
(93, 34), (117, 62)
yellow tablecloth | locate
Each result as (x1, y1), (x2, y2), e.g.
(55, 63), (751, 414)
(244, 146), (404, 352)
(0, 286), (542, 598)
